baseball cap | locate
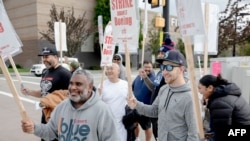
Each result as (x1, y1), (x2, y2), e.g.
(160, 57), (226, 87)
(156, 50), (186, 66)
(38, 47), (58, 56)
(70, 61), (79, 70)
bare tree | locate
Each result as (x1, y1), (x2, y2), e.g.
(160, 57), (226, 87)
(40, 4), (95, 56)
(218, 0), (250, 56)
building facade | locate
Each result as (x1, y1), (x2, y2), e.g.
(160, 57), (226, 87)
(3, 0), (179, 69)
(3, 0), (96, 68)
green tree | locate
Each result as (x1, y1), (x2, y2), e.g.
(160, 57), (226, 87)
(146, 18), (161, 56)
(93, 0), (110, 27)
(239, 41), (250, 56)
(40, 4), (95, 56)
(175, 38), (186, 57)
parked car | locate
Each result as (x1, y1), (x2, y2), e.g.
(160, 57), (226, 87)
(30, 64), (46, 77)
(30, 57), (79, 77)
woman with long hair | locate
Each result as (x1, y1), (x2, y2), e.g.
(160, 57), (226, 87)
(198, 74), (250, 140)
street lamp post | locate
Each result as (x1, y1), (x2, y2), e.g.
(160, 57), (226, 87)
(232, 12), (250, 56)
(232, 13), (237, 57)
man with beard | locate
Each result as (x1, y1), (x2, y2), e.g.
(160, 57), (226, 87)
(21, 47), (71, 141)
(132, 60), (155, 141)
(127, 50), (199, 141)
(21, 69), (120, 141)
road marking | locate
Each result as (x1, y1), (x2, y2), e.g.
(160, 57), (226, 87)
(0, 91), (38, 104)
(0, 78), (40, 85)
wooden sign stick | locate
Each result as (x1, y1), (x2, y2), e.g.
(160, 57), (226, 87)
(184, 36), (204, 139)
(124, 42), (133, 98)
(99, 66), (106, 94)
(203, 3), (209, 75)
(0, 56), (29, 120)
(8, 55), (24, 88)
(141, 37), (146, 67)
(99, 43), (106, 95)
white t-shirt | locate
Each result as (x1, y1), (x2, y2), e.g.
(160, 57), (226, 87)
(100, 79), (128, 141)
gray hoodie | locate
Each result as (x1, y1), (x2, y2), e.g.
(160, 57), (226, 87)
(34, 92), (120, 141)
(136, 83), (199, 141)
(114, 54), (126, 80)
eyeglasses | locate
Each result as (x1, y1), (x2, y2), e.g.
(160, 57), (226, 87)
(160, 64), (180, 71)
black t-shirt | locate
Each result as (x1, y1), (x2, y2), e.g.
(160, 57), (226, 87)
(40, 65), (71, 97)
(40, 65), (71, 124)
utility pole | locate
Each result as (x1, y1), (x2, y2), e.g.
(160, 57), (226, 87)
(163, 0), (169, 40)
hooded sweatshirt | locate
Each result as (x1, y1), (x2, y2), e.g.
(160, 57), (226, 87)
(135, 83), (199, 141)
(207, 83), (250, 129)
(34, 92), (120, 141)
(114, 54), (126, 80)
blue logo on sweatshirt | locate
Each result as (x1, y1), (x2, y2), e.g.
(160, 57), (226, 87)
(59, 118), (90, 141)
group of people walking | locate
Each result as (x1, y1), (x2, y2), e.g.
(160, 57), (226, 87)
(21, 37), (250, 141)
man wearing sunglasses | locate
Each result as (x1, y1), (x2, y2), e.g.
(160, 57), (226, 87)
(143, 37), (175, 140)
(112, 54), (126, 80)
(127, 50), (199, 141)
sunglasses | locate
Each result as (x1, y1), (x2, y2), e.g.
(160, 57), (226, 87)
(160, 64), (180, 71)
(113, 58), (120, 61)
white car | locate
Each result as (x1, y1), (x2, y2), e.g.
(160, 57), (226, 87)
(30, 57), (78, 77)
(30, 64), (46, 77)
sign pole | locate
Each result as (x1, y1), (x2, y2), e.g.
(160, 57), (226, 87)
(0, 56), (29, 120)
(125, 42), (133, 98)
(184, 36), (204, 139)
(203, 3), (209, 75)
(7, 55), (24, 88)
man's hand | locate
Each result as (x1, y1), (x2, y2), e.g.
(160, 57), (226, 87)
(21, 87), (30, 96)
(127, 95), (137, 109)
(139, 68), (147, 79)
(21, 119), (35, 134)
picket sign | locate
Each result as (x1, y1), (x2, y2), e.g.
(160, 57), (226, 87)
(99, 21), (115, 94)
(176, 0), (205, 138)
(54, 20), (67, 64)
(110, 0), (139, 53)
(0, 0), (28, 120)
(0, 56), (28, 120)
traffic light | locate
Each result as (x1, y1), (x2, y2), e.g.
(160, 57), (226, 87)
(155, 14), (165, 28)
(151, 0), (159, 8)
(143, 0), (159, 8)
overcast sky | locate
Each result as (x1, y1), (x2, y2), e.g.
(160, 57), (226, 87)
(139, 0), (250, 15)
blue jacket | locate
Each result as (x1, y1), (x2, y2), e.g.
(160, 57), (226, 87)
(132, 72), (155, 104)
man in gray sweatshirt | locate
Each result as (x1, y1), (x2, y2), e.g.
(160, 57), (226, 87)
(21, 69), (120, 141)
(127, 50), (200, 141)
